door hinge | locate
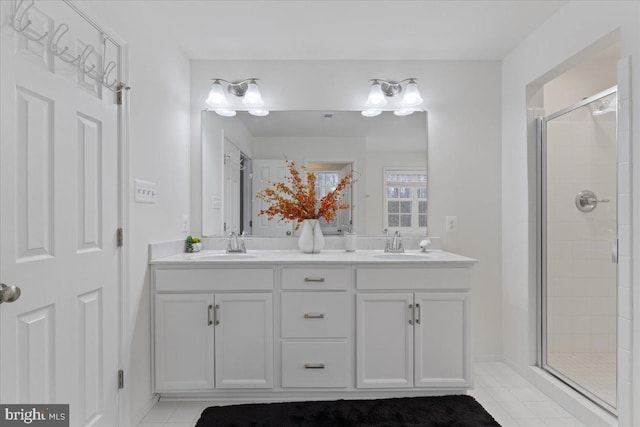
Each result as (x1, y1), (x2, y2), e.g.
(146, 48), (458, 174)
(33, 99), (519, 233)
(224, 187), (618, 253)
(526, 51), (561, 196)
(117, 228), (124, 247)
(116, 83), (131, 105)
(118, 370), (124, 389)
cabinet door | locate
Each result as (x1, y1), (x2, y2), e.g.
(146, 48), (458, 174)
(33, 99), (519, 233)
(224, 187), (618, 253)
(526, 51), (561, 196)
(356, 293), (413, 388)
(155, 294), (215, 391)
(414, 292), (471, 388)
(215, 293), (273, 388)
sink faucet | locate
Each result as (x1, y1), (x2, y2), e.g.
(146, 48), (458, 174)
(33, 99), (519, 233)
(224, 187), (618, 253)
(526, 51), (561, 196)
(385, 230), (404, 253)
(226, 231), (246, 253)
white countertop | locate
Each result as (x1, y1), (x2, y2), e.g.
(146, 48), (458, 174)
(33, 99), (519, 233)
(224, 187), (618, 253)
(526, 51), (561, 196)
(150, 249), (477, 266)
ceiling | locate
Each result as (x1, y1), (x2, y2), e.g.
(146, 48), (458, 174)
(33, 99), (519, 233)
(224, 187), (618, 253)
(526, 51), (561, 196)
(149, 1), (567, 60)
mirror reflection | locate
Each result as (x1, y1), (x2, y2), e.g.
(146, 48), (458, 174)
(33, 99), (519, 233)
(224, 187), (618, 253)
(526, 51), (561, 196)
(201, 111), (428, 237)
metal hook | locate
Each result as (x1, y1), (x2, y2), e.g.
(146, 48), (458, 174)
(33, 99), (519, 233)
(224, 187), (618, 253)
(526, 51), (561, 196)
(102, 61), (117, 88)
(50, 23), (69, 55)
(13, 0), (48, 42)
(13, 0), (33, 31)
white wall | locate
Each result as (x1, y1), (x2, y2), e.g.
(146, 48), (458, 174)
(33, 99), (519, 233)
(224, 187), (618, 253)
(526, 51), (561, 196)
(81, 2), (191, 425)
(501, 1), (640, 424)
(191, 60), (503, 359)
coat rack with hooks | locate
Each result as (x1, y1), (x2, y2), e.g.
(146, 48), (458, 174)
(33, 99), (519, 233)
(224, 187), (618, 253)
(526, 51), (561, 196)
(10, 0), (120, 91)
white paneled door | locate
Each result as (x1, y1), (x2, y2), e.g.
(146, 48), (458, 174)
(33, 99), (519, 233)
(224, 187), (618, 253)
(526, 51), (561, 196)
(0, 2), (122, 426)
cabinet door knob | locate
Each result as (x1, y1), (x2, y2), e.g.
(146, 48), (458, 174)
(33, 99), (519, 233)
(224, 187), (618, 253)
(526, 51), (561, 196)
(207, 304), (213, 326)
(415, 303), (421, 324)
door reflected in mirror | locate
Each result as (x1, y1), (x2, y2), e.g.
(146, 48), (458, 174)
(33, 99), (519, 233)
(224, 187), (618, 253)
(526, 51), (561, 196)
(201, 111), (428, 237)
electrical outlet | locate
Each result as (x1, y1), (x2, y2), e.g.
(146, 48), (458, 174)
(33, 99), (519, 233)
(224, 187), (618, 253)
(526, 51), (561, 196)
(446, 216), (458, 233)
(135, 179), (157, 203)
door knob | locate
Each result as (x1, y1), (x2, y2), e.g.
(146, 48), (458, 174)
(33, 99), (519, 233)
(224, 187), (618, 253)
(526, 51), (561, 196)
(0, 283), (21, 304)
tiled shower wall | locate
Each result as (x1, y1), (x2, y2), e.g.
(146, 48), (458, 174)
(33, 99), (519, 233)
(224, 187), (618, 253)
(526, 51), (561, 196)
(546, 106), (617, 355)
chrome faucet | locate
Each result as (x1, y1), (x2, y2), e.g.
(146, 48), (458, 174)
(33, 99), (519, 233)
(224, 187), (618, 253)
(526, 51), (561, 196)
(226, 231), (246, 253)
(385, 230), (404, 253)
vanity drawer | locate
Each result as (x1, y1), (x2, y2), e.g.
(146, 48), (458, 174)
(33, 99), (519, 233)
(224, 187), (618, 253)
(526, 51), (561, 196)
(155, 268), (274, 292)
(281, 267), (351, 290)
(281, 292), (349, 338)
(282, 342), (349, 388)
(356, 267), (471, 290)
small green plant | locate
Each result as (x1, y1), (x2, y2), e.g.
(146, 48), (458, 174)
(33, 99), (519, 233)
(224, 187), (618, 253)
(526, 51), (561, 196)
(185, 235), (201, 253)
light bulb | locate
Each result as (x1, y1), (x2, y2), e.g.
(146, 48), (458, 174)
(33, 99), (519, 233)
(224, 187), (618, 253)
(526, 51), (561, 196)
(361, 109), (382, 117)
(248, 109), (269, 117)
(215, 109), (236, 117)
(206, 80), (227, 107)
(242, 80), (264, 107)
(402, 80), (423, 107)
(366, 81), (387, 108)
(394, 109), (415, 116)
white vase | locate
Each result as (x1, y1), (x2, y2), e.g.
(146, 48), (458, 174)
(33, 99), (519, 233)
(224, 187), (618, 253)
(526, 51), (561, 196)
(298, 219), (325, 253)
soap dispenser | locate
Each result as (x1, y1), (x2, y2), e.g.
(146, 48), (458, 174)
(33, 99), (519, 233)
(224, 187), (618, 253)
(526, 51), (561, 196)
(342, 224), (356, 252)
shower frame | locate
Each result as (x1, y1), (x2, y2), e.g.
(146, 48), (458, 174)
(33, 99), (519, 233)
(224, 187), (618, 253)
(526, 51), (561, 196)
(536, 85), (618, 415)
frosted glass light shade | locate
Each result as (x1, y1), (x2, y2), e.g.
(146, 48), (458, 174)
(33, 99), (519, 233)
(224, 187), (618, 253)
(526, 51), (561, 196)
(402, 81), (423, 107)
(249, 109), (270, 117)
(361, 109), (382, 117)
(242, 81), (264, 107)
(394, 108), (415, 116)
(215, 109), (237, 117)
(366, 82), (387, 108)
(206, 81), (227, 107)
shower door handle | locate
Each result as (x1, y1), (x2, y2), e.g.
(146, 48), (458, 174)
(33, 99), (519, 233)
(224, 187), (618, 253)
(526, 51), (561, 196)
(612, 238), (618, 264)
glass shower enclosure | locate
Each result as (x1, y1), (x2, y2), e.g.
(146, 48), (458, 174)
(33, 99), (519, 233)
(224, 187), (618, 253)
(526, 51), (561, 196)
(539, 87), (617, 412)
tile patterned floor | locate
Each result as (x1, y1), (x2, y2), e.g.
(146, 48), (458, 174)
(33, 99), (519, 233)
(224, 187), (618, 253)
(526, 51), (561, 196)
(547, 352), (616, 408)
(138, 362), (585, 427)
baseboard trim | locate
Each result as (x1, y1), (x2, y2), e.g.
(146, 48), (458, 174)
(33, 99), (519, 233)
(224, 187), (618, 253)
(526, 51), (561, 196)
(133, 394), (160, 426)
(474, 354), (505, 363)
(159, 389), (467, 403)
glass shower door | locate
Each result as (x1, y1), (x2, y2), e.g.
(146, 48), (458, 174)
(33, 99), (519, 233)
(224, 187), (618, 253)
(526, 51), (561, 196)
(540, 87), (617, 411)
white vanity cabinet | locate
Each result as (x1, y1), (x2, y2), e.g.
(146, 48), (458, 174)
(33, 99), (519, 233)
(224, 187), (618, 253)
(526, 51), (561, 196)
(153, 268), (274, 392)
(151, 253), (475, 400)
(356, 292), (470, 389)
(155, 293), (215, 391)
(356, 267), (472, 390)
(280, 266), (351, 389)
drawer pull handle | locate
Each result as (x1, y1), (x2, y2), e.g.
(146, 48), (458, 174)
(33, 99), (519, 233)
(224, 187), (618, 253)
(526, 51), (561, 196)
(304, 363), (325, 369)
(304, 277), (325, 283)
(207, 304), (213, 326)
(214, 304), (220, 326)
(415, 303), (421, 325)
(409, 304), (414, 325)
(304, 313), (325, 319)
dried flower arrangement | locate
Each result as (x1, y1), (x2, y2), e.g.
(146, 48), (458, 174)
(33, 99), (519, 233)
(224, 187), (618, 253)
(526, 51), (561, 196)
(256, 160), (356, 229)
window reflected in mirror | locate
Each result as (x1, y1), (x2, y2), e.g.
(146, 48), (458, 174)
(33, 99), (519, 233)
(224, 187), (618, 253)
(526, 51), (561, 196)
(201, 111), (428, 237)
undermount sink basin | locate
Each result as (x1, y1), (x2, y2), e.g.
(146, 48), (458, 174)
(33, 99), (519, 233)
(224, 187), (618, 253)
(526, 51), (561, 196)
(372, 252), (444, 260)
(188, 253), (258, 260)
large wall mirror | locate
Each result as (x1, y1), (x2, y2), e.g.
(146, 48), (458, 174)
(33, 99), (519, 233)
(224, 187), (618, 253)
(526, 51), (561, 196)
(201, 111), (428, 237)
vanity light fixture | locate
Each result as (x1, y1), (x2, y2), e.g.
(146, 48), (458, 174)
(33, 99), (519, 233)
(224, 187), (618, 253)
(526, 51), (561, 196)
(362, 78), (423, 117)
(206, 78), (269, 117)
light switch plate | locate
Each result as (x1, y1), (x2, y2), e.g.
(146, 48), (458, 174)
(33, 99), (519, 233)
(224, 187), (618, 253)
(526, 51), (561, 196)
(135, 179), (157, 203)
